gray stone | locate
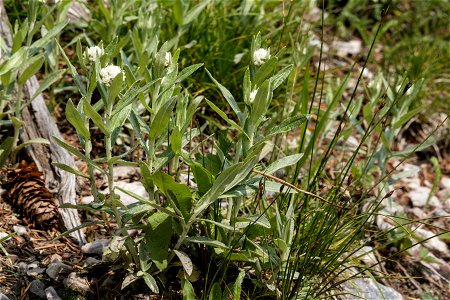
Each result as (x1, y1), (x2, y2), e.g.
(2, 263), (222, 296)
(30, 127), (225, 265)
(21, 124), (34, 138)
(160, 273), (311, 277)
(30, 280), (46, 298)
(46, 262), (74, 280)
(45, 287), (61, 300)
(342, 277), (403, 300)
(408, 186), (441, 208)
(0, 293), (11, 300)
(81, 239), (109, 255)
(13, 225), (27, 235)
(83, 257), (101, 267)
(0, 232), (11, 241)
(64, 272), (91, 295)
(414, 228), (450, 258)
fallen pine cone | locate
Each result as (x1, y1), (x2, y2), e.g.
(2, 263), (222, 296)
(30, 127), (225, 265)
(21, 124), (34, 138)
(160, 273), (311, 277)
(1, 161), (60, 230)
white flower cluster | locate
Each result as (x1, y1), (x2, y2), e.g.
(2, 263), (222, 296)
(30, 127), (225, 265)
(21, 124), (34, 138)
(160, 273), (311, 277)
(86, 46), (104, 62)
(100, 65), (124, 86)
(164, 52), (171, 67)
(38, 0), (61, 4)
(253, 48), (269, 66)
(249, 89), (258, 103)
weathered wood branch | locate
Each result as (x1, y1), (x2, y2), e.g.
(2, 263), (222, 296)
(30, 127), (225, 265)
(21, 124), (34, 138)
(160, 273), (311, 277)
(0, 0), (85, 245)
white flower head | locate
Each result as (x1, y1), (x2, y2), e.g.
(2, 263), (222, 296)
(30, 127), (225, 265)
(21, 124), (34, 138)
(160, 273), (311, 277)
(249, 89), (258, 103)
(100, 65), (124, 86)
(86, 46), (104, 62)
(164, 52), (171, 67)
(38, 0), (61, 4)
(253, 48), (269, 66)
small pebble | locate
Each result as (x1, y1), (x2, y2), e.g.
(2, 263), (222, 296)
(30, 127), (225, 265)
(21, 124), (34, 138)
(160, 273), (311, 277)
(46, 262), (73, 280)
(13, 225), (27, 236)
(0, 293), (11, 300)
(30, 279), (46, 298)
(83, 257), (101, 267)
(0, 232), (11, 241)
(64, 272), (91, 295)
(45, 287), (61, 300)
(81, 239), (109, 255)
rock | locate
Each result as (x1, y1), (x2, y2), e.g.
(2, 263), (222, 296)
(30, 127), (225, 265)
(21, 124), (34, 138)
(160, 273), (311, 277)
(81, 181), (147, 207)
(17, 262), (28, 274)
(46, 262), (74, 280)
(30, 280), (46, 298)
(410, 207), (427, 219)
(341, 277), (403, 300)
(441, 177), (450, 190)
(27, 264), (46, 277)
(408, 186), (441, 208)
(113, 166), (140, 180)
(414, 228), (450, 258)
(83, 257), (101, 267)
(49, 254), (62, 264)
(44, 287), (61, 300)
(64, 272), (91, 295)
(332, 40), (362, 57)
(0, 232), (11, 241)
(0, 293), (11, 300)
(13, 225), (27, 235)
(81, 239), (109, 255)
(353, 247), (381, 272)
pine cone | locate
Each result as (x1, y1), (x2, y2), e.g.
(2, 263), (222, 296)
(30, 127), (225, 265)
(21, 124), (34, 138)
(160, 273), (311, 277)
(2, 161), (60, 230)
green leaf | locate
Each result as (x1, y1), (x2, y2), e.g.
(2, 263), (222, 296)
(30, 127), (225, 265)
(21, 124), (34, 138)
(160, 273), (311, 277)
(185, 236), (229, 249)
(128, 111), (149, 154)
(182, 278), (195, 300)
(232, 269), (245, 300)
(205, 99), (247, 138)
(52, 162), (89, 178)
(18, 55), (44, 84)
(263, 153), (304, 175)
(66, 99), (90, 139)
(53, 137), (100, 171)
(110, 104), (131, 132)
(172, 0), (184, 26)
(208, 283), (222, 300)
(12, 138), (50, 155)
(108, 71), (124, 106)
(170, 126), (182, 155)
(30, 21), (68, 50)
(192, 154), (259, 217)
(82, 98), (108, 134)
(149, 96), (177, 140)
(271, 64), (293, 90)
(176, 63), (203, 83)
(174, 250), (193, 276)
(0, 137), (14, 167)
(116, 186), (179, 219)
(0, 47), (27, 76)
(249, 79), (272, 129)
(393, 107), (423, 129)
(30, 69), (65, 101)
(190, 163), (214, 195)
(254, 56), (278, 86)
(142, 272), (159, 294)
(265, 115), (309, 137)
(141, 212), (172, 271)
(206, 69), (243, 123)
(150, 171), (192, 220)
(112, 80), (157, 115)
(56, 41), (86, 96)
(183, 0), (209, 25)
